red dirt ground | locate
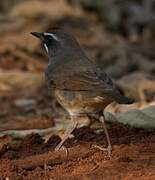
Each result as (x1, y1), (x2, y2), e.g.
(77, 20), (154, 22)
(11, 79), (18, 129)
(0, 122), (154, 180)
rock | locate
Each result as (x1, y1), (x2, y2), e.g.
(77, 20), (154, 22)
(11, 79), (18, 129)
(117, 72), (155, 101)
(10, 0), (83, 20)
(0, 70), (43, 97)
(14, 99), (36, 112)
(105, 105), (155, 129)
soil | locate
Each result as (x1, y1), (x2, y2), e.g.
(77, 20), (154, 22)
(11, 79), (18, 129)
(0, 123), (154, 180)
(0, 1), (155, 179)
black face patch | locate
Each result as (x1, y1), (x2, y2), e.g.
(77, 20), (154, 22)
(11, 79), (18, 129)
(44, 35), (57, 46)
(44, 34), (61, 56)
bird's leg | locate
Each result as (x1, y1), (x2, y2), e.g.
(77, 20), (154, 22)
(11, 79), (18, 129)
(55, 115), (78, 151)
(93, 111), (112, 157)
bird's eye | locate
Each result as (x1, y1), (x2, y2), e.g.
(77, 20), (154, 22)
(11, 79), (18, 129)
(44, 35), (55, 45)
(47, 35), (53, 40)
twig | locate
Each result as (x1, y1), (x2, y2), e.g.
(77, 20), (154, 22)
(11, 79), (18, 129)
(0, 127), (60, 138)
(12, 144), (93, 170)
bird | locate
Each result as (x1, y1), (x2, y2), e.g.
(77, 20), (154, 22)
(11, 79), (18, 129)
(31, 29), (134, 156)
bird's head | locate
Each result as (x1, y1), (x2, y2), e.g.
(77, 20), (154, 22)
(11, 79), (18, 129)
(31, 28), (83, 58)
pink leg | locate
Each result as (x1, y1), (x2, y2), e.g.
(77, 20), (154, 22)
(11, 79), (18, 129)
(93, 112), (112, 157)
(55, 116), (78, 151)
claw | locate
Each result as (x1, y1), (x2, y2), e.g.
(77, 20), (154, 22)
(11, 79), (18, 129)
(92, 144), (112, 158)
(55, 145), (69, 159)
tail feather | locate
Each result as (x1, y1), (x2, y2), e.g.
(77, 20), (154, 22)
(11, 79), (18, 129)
(117, 96), (135, 104)
(110, 90), (135, 104)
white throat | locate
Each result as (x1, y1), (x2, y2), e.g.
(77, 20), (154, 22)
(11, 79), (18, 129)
(44, 43), (49, 53)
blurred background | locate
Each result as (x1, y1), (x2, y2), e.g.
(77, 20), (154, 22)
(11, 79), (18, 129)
(0, 1), (155, 178)
(0, 0), (155, 131)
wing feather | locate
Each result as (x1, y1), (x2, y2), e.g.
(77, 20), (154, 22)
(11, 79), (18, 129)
(53, 71), (115, 92)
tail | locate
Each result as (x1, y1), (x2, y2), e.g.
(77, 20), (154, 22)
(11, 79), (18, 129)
(109, 90), (135, 104)
(116, 96), (135, 104)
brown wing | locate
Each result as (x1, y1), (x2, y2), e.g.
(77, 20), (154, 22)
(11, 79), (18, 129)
(47, 69), (134, 104)
(53, 71), (115, 92)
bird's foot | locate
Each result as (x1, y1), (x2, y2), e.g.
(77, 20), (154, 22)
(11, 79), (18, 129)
(55, 145), (69, 158)
(92, 144), (112, 158)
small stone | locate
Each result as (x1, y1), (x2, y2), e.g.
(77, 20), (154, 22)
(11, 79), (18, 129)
(14, 99), (36, 111)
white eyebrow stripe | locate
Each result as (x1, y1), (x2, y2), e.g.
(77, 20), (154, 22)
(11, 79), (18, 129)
(44, 32), (58, 41)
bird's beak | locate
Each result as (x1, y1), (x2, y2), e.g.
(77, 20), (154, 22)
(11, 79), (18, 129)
(30, 32), (44, 41)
